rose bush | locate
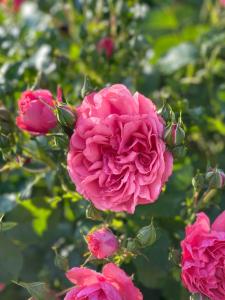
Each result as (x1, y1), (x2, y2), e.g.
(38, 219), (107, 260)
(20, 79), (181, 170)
(67, 84), (173, 213)
(0, 1), (225, 299)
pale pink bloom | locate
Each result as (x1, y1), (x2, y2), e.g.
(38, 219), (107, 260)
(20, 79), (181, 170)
(64, 263), (143, 300)
(16, 89), (57, 135)
(220, 0), (225, 7)
(86, 228), (119, 259)
(181, 211), (225, 300)
(97, 37), (114, 59)
(67, 84), (173, 213)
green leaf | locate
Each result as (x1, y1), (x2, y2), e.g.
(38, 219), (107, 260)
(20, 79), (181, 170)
(0, 235), (23, 282)
(134, 231), (170, 288)
(13, 281), (56, 300)
(0, 221), (17, 232)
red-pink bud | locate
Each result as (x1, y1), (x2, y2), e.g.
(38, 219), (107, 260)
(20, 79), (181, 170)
(0, 283), (5, 292)
(97, 37), (114, 59)
(57, 86), (63, 103)
(86, 228), (119, 259)
(16, 89), (57, 135)
(164, 123), (185, 147)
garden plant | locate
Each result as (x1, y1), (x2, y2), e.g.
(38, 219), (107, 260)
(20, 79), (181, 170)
(0, 0), (225, 299)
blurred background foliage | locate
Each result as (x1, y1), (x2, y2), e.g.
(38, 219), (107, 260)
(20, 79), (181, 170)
(0, 0), (225, 299)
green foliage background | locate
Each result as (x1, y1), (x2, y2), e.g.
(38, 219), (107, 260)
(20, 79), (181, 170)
(0, 0), (225, 299)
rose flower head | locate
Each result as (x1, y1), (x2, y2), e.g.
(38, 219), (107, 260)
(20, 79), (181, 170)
(16, 89), (57, 135)
(86, 227), (119, 259)
(181, 211), (225, 300)
(64, 263), (143, 300)
(67, 84), (173, 213)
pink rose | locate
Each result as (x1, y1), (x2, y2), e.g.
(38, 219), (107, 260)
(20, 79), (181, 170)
(0, 283), (5, 292)
(16, 89), (57, 135)
(220, 0), (225, 6)
(86, 228), (119, 259)
(67, 84), (173, 213)
(64, 263), (143, 300)
(97, 37), (114, 59)
(13, 0), (24, 10)
(0, 0), (24, 11)
(181, 211), (225, 300)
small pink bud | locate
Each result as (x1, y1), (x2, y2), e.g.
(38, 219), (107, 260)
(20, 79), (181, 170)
(206, 168), (225, 189)
(164, 123), (185, 147)
(86, 228), (119, 259)
(16, 89), (57, 135)
(0, 283), (5, 292)
(57, 86), (63, 102)
(97, 37), (114, 59)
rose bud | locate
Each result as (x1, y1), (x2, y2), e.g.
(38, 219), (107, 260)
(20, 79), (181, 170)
(16, 89), (57, 135)
(86, 228), (119, 259)
(56, 105), (76, 132)
(97, 37), (114, 59)
(0, 283), (5, 292)
(86, 204), (103, 221)
(164, 123), (185, 147)
(136, 222), (156, 248)
(206, 168), (225, 189)
(158, 103), (175, 122)
(13, 0), (24, 11)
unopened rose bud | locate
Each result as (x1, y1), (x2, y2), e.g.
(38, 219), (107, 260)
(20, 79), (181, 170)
(158, 103), (175, 122)
(97, 37), (114, 59)
(57, 86), (63, 102)
(86, 228), (119, 259)
(136, 221), (156, 248)
(127, 238), (139, 252)
(56, 105), (76, 132)
(0, 283), (5, 292)
(192, 173), (205, 191)
(86, 204), (103, 221)
(206, 168), (225, 189)
(164, 123), (185, 147)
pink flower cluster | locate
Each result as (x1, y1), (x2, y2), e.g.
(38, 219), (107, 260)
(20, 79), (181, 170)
(181, 211), (225, 300)
(64, 263), (142, 300)
(16, 84), (173, 213)
(67, 84), (173, 213)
